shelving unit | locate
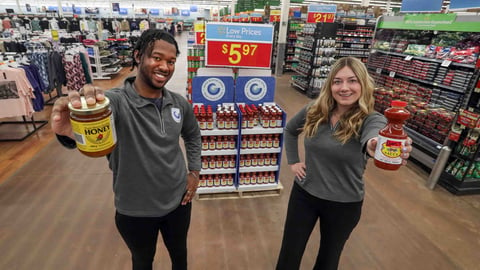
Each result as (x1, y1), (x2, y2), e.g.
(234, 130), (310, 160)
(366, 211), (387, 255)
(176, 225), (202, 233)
(284, 18), (304, 72)
(196, 105), (239, 195)
(86, 44), (122, 80)
(367, 14), (480, 194)
(335, 21), (374, 63)
(237, 103), (285, 191)
(291, 22), (338, 98)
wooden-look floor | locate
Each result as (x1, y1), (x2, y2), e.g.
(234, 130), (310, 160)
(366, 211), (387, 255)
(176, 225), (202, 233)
(1, 32), (480, 270)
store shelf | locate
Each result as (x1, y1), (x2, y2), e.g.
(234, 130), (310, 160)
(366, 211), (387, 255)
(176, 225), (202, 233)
(201, 129), (239, 136)
(372, 50), (476, 69)
(240, 147), (281, 154)
(200, 168), (236, 175)
(197, 186), (237, 194)
(239, 165), (279, 173)
(201, 149), (237, 156)
(237, 182), (280, 192)
(241, 127), (284, 135)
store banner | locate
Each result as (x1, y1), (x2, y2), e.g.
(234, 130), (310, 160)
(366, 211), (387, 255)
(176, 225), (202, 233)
(73, 7), (82, 14)
(150, 9), (159, 16)
(190, 5), (198, 12)
(307, 4), (336, 23)
(119, 8), (128, 15)
(378, 14), (480, 32)
(181, 10), (190, 16)
(205, 22), (274, 68)
(400, 0), (443, 12)
(235, 76), (275, 103)
(192, 76), (235, 106)
(450, 0), (480, 10)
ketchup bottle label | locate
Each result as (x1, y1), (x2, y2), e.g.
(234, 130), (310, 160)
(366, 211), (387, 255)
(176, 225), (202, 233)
(374, 135), (405, 165)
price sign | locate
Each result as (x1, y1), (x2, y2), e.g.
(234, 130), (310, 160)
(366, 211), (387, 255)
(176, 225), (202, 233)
(205, 22), (274, 68)
(307, 12), (335, 23)
(441, 60), (452, 67)
(194, 21), (205, 45)
(195, 32), (205, 44)
(208, 41), (271, 67)
(270, 10), (281, 22)
(307, 4), (336, 23)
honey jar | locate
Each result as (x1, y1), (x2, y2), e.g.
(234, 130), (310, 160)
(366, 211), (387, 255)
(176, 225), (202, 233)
(68, 97), (117, 157)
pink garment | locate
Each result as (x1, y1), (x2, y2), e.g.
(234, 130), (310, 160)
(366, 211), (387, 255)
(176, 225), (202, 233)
(0, 67), (35, 118)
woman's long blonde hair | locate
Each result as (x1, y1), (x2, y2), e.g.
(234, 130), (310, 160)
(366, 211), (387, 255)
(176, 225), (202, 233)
(303, 57), (375, 144)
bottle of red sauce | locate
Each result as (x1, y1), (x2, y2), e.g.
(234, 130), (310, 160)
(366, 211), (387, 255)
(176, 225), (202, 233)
(374, 100), (411, 170)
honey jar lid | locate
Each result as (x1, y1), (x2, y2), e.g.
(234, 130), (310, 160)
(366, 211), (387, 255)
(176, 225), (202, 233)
(68, 96), (110, 115)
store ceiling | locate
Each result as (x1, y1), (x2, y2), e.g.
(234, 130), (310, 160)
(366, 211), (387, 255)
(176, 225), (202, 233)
(3, 0), (453, 13)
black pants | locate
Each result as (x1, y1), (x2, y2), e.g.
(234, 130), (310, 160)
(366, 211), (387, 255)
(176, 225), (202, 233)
(276, 182), (363, 270)
(115, 203), (192, 270)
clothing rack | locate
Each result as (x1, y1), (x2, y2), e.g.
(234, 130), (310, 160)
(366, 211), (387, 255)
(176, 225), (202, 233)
(0, 115), (47, 141)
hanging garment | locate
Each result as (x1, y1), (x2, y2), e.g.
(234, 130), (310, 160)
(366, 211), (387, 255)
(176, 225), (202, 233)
(70, 19), (80, 32)
(31, 19), (41, 31)
(30, 52), (50, 92)
(0, 67), (35, 118)
(20, 65), (45, 112)
(63, 53), (86, 91)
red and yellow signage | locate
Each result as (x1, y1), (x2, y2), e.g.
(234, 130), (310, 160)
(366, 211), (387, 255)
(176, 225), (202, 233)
(307, 4), (337, 23)
(205, 22), (274, 68)
(270, 10), (281, 22)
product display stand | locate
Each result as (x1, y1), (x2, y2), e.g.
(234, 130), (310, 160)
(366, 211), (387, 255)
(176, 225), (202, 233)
(192, 72), (286, 199)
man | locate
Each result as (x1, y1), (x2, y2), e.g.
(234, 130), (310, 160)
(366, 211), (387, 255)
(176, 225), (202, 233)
(51, 29), (201, 270)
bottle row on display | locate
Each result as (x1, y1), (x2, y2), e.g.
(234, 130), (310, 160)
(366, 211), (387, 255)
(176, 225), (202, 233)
(368, 15), (480, 195)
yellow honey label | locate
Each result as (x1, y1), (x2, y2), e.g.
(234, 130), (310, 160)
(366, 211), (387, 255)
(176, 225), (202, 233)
(71, 115), (117, 153)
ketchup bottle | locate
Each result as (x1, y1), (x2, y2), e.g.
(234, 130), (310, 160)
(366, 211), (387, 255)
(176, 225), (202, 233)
(374, 100), (411, 170)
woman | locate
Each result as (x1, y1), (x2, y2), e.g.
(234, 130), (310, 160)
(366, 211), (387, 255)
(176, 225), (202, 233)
(276, 57), (412, 270)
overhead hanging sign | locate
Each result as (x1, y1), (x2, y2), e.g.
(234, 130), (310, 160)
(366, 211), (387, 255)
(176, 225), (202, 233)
(450, 0), (480, 10)
(205, 22), (274, 68)
(307, 4), (336, 23)
(400, 0), (443, 12)
(377, 14), (480, 32)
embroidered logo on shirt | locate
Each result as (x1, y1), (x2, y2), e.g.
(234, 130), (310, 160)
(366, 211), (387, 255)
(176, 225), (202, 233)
(171, 108), (181, 123)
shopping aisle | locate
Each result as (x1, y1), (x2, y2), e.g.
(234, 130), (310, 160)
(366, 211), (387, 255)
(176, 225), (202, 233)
(0, 32), (479, 270)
